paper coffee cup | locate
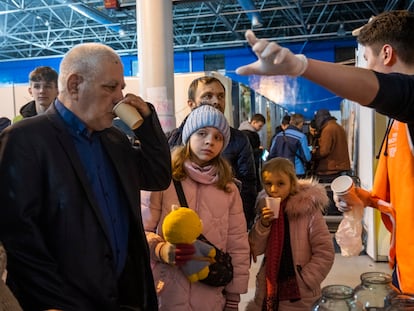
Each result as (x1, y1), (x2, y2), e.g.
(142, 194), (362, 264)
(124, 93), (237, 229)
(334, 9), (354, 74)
(330, 175), (354, 196)
(265, 197), (281, 219)
(113, 100), (144, 130)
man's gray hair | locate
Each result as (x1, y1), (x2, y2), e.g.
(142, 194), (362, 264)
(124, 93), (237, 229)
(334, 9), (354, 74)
(58, 43), (121, 93)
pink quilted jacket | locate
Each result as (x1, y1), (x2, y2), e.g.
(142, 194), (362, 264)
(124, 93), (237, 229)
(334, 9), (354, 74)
(247, 179), (335, 311)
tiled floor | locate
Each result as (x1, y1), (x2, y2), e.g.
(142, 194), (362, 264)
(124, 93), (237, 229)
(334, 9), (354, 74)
(240, 253), (390, 310)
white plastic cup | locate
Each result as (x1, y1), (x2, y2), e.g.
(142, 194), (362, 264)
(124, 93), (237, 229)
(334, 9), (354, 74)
(265, 197), (281, 219)
(330, 175), (355, 200)
(113, 100), (144, 130)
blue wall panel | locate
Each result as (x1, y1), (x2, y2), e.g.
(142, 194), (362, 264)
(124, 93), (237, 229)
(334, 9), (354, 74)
(0, 58), (61, 84)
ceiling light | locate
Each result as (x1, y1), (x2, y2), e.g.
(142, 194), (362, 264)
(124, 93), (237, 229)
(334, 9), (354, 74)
(118, 29), (126, 38)
(36, 15), (49, 27)
(337, 23), (346, 36)
(251, 15), (262, 28)
(195, 36), (203, 47)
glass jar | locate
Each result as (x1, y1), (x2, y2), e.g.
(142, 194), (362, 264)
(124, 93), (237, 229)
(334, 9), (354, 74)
(385, 294), (414, 310)
(312, 284), (363, 310)
(354, 272), (397, 310)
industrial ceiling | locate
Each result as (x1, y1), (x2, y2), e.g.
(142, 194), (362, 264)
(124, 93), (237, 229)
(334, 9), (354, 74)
(0, 0), (413, 61)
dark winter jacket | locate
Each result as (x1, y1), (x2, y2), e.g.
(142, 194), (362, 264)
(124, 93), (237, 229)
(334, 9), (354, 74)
(19, 101), (38, 118)
(239, 120), (263, 192)
(268, 125), (311, 175)
(0, 117), (11, 133)
(312, 118), (351, 176)
(13, 101), (38, 123)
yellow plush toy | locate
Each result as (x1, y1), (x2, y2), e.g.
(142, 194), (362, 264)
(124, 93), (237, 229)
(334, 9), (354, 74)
(162, 207), (216, 283)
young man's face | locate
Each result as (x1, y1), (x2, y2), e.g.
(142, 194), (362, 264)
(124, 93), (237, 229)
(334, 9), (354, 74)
(28, 80), (59, 110)
(363, 45), (389, 73)
(251, 120), (264, 132)
(188, 81), (226, 113)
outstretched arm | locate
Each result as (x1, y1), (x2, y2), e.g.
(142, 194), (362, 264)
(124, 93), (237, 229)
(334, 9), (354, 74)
(236, 30), (379, 106)
(303, 59), (379, 106)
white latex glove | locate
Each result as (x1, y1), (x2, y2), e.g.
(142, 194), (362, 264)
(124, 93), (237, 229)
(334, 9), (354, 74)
(333, 187), (371, 213)
(236, 30), (308, 77)
(333, 193), (352, 212)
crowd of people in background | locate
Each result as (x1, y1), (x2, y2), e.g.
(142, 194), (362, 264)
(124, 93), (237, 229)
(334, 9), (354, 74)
(2, 8), (414, 311)
(261, 109), (351, 182)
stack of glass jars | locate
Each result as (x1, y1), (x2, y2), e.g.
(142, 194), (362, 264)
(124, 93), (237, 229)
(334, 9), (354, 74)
(312, 284), (363, 310)
(354, 272), (398, 310)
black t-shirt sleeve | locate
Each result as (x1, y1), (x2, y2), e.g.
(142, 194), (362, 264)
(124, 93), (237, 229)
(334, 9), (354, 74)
(368, 71), (414, 123)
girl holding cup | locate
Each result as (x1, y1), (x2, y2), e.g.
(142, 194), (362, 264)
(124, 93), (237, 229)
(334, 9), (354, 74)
(247, 157), (335, 311)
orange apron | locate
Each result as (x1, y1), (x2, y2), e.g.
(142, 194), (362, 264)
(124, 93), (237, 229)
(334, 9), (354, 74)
(372, 120), (414, 293)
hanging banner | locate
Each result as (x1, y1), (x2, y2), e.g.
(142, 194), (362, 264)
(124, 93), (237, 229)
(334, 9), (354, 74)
(104, 0), (118, 9)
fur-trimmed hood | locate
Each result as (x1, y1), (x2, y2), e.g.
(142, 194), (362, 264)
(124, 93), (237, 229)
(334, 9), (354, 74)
(284, 178), (329, 219)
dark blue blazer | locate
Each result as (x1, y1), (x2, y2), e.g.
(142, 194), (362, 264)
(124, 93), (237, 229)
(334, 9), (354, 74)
(0, 103), (171, 310)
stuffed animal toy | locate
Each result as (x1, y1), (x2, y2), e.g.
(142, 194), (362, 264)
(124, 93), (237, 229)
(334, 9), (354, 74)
(162, 207), (216, 283)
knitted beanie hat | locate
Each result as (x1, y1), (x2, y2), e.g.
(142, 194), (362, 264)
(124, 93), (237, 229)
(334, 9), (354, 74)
(315, 109), (335, 129)
(182, 105), (230, 150)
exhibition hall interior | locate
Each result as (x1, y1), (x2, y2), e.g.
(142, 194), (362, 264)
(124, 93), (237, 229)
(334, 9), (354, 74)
(1, 0), (413, 309)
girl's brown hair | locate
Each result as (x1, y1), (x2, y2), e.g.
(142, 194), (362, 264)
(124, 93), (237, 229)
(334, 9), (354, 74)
(261, 157), (298, 195)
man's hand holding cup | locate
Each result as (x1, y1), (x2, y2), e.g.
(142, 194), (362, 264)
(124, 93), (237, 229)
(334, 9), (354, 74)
(113, 93), (148, 130)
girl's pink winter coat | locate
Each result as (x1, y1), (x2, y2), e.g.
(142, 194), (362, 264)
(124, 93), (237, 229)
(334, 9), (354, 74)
(142, 177), (250, 311)
(247, 179), (335, 311)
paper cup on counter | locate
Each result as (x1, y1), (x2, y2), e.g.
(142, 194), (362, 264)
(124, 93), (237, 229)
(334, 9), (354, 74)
(113, 100), (143, 130)
(265, 196), (281, 219)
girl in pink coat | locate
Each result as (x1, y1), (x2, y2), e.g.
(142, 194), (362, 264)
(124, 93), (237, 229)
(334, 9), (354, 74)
(142, 105), (250, 311)
(247, 157), (334, 311)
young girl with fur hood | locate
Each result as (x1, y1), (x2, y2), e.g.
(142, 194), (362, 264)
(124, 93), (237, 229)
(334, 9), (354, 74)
(247, 157), (334, 311)
(142, 105), (250, 311)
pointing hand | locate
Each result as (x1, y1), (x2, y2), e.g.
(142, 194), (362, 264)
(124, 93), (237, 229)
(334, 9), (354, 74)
(236, 30), (308, 77)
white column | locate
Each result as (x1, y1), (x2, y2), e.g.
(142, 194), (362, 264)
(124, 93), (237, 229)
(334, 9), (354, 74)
(137, 0), (175, 132)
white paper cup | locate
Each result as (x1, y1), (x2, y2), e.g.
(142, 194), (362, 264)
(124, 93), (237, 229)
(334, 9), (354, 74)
(113, 100), (143, 130)
(331, 175), (354, 196)
(265, 197), (281, 219)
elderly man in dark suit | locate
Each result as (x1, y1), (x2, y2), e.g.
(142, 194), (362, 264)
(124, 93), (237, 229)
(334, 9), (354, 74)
(0, 42), (171, 311)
